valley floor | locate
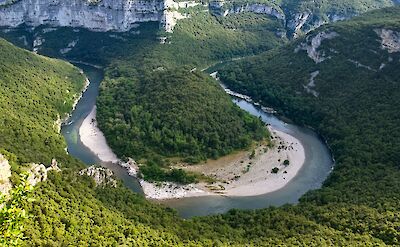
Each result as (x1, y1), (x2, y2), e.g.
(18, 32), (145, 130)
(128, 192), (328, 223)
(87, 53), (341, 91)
(79, 107), (306, 199)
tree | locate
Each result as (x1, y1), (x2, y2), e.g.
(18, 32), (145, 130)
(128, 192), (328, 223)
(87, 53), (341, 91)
(0, 174), (33, 246)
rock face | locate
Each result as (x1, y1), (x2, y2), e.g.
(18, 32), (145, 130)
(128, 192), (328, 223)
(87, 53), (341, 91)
(375, 28), (400, 53)
(119, 158), (139, 177)
(0, 0), (164, 31)
(0, 154), (12, 196)
(27, 158), (61, 186)
(79, 165), (117, 187)
(286, 12), (311, 38)
(208, 1), (350, 37)
(0, 0), (200, 32)
(209, 0), (285, 21)
(140, 179), (205, 199)
(160, 0), (189, 33)
(287, 12), (346, 38)
(295, 31), (339, 63)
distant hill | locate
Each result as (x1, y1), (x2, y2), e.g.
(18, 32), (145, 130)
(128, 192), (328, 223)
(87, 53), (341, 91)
(216, 7), (400, 244)
(209, 0), (397, 36)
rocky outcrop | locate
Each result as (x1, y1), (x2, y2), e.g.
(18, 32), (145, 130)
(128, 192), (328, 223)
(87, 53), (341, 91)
(0, 155), (61, 195)
(140, 179), (205, 199)
(286, 12), (311, 38)
(209, 0), (285, 21)
(208, 1), (351, 38)
(0, 0), (198, 32)
(295, 31), (339, 63)
(287, 12), (347, 38)
(26, 158), (61, 186)
(119, 158), (139, 177)
(160, 0), (186, 33)
(79, 165), (117, 187)
(375, 28), (400, 53)
(0, 154), (12, 196)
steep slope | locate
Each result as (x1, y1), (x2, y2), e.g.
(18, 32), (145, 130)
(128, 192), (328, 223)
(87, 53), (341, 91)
(0, 9), (280, 177)
(283, 0), (396, 36)
(0, 6), (400, 247)
(0, 38), (85, 165)
(0, 0), (164, 31)
(216, 7), (400, 244)
(1, 0), (396, 39)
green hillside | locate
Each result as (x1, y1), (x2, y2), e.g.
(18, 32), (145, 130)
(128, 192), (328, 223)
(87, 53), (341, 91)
(1, 5), (400, 247)
(98, 66), (267, 163)
(210, 0), (396, 36)
(217, 7), (400, 244)
(0, 38), (85, 166)
(283, 0), (395, 16)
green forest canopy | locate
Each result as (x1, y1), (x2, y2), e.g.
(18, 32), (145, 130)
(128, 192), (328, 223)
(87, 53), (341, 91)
(0, 5), (399, 246)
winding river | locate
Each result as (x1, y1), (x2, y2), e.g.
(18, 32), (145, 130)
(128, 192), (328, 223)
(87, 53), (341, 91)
(62, 64), (334, 218)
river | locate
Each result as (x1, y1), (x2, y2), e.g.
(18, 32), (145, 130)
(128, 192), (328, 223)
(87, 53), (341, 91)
(62, 64), (334, 218)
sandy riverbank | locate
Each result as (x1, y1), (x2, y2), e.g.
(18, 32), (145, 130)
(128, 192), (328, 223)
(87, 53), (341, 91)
(78, 107), (305, 199)
(79, 106), (119, 163)
(181, 126), (305, 197)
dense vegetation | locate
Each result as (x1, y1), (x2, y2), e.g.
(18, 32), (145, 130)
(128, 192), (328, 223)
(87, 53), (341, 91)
(98, 66), (267, 163)
(0, 174), (33, 246)
(1, 4), (400, 247)
(0, 38), (85, 166)
(217, 7), (400, 244)
(92, 12), (276, 178)
(283, 0), (395, 15)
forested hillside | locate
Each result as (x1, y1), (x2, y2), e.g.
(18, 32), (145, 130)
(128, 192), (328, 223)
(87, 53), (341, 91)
(98, 66), (267, 163)
(0, 38), (85, 166)
(216, 7), (400, 244)
(0, 4), (400, 247)
(209, 0), (397, 36)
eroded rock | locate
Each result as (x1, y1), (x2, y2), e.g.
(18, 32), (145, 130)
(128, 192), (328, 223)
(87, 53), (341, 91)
(79, 165), (117, 187)
(375, 28), (400, 53)
(0, 154), (12, 196)
(27, 159), (61, 186)
(295, 31), (339, 63)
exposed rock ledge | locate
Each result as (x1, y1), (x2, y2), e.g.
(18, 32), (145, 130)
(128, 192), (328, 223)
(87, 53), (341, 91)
(0, 0), (163, 32)
(295, 31), (339, 63)
(0, 154), (12, 196)
(287, 12), (346, 38)
(0, 0), (199, 33)
(79, 165), (117, 187)
(209, 0), (285, 21)
(26, 158), (61, 186)
(1, 154), (61, 195)
(375, 28), (400, 53)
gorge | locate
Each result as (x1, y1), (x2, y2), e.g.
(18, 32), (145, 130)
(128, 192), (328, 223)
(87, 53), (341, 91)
(1, 2), (400, 245)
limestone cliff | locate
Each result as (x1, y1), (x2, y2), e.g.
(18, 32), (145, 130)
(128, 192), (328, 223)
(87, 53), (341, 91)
(0, 154), (12, 196)
(0, 0), (164, 31)
(209, 0), (285, 21)
(295, 31), (339, 63)
(26, 158), (61, 186)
